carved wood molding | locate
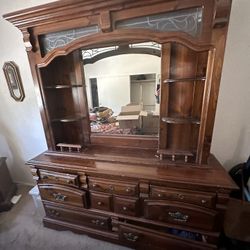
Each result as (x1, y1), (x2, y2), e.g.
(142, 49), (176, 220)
(37, 29), (213, 67)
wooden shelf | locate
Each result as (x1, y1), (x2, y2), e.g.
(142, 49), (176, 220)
(162, 117), (200, 125)
(157, 149), (195, 156)
(163, 76), (206, 84)
(52, 114), (86, 123)
(44, 84), (83, 89)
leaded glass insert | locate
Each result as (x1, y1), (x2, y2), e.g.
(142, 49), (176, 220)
(40, 25), (100, 54)
(116, 8), (203, 37)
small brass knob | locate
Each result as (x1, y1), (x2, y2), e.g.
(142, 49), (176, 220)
(123, 206), (127, 211)
(157, 193), (162, 197)
(97, 201), (102, 206)
(201, 199), (207, 204)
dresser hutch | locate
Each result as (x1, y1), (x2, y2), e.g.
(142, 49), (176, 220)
(4, 0), (237, 249)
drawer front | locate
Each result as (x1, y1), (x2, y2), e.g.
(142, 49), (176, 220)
(114, 196), (140, 217)
(90, 191), (112, 212)
(88, 177), (138, 196)
(40, 170), (78, 187)
(144, 200), (217, 231)
(119, 223), (216, 250)
(150, 186), (216, 208)
(44, 204), (111, 231)
(39, 184), (86, 208)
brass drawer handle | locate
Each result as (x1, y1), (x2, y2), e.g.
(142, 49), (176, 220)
(157, 193), (162, 198)
(122, 206), (127, 211)
(168, 211), (189, 222)
(52, 193), (67, 201)
(91, 219), (105, 226)
(97, 201), (103, 206)
(177, 193), (184, 200)
(201, 199), (207, 204)
(125, 188), (131, 193)
(49, 209), (60, 217)
(123, 232), (139, 242)
(67, 180), (73, 184)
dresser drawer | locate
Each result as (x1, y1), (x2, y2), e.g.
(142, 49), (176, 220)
(44, 204), (111, 231)
(118, 222), (216, 250)
(88, 177), (138, 196)
(90, 191), (112, 212)
(114, 196), (140, 217)
(150, 186), (216, 208)
(144, 200), (217, 231)
(39, 184), (86, 208)
(40, 170), (79, 187)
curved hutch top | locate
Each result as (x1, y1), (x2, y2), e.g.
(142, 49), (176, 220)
(4, 0), (232, 166)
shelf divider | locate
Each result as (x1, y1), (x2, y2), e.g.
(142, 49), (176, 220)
(163, 76), (206, 84)
(161, 116), (200, 125)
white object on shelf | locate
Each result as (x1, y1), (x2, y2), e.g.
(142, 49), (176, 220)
(29, 185), (45, 217)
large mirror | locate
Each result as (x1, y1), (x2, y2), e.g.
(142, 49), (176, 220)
(83, 42), (161, 136)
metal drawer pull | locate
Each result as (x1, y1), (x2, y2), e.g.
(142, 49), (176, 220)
(177, 193), (184, 200)
(97, 201), (103, 206)
(53, 193), (67, 201)
(122, 206), (127, 211)
(168, 211), (189, 222)
(123, 232), (139, 242)
(91, 219), (105, 226)
(92, 183), (98, 188)
(201, 199), (207, 204)
(49, 209), (60, 217)
(67, 180), (73, 184)
(125, 188), (131, 193)
(157, 193), (162, 197)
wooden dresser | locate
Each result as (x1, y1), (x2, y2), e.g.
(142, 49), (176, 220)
(4, 0), (237, 249)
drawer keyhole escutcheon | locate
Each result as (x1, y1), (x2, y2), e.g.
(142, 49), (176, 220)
(168, 211), (189, 222)
(123, 232), (139, 242)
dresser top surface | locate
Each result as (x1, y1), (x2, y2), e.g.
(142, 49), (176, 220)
(27, 147), (237, 191)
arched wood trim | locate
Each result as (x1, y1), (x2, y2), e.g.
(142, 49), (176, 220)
(37, 29), (213, 67)
(83, 47), (161, 64)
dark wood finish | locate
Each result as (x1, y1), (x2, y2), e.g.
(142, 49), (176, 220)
(113, 196), (140, 217)
(89, 177), (138, 197)
(144, 200), (218, 231)
(45, 203), (111, 231)
(39, 170), (79, 187)
(90, 191), (112, 212)
(3, 0), (236, 249)
(39, 184), (86, 208)
(118, 222), (216, 250)
(150, 186), (216, 208)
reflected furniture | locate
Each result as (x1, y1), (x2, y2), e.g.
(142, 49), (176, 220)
(4, 0), (237, 249)
(0, 157), (17, 212)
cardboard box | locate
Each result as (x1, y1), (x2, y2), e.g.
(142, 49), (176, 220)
(117, 104), (147, 129)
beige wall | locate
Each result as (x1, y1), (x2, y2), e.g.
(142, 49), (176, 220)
(0, 0), (249, 185)
(210, 0), (250, 169)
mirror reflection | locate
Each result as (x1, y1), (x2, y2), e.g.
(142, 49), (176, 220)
(83, 42), (161, 136)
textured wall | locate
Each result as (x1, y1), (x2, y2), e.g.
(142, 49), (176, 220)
(0, 0), (249, 185)
(211, 0), (250, 169)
